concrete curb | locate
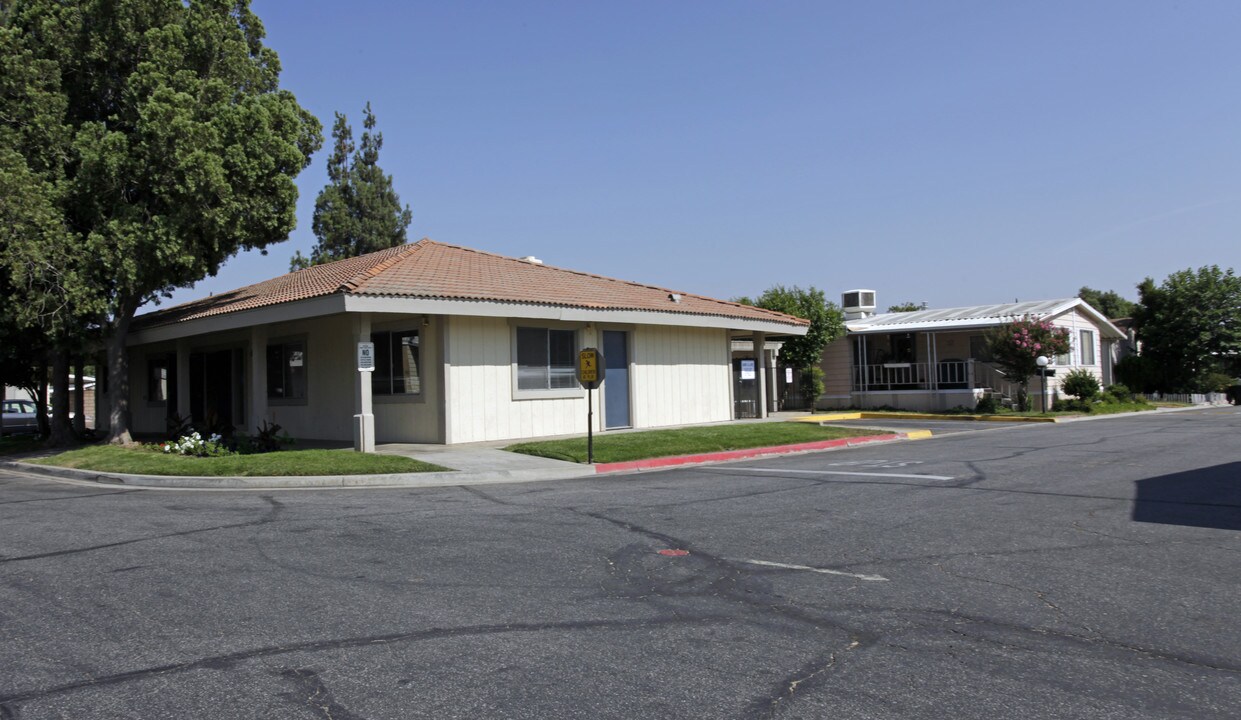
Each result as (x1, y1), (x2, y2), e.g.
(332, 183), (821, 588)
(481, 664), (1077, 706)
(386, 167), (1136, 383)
(593, 431), (929, 474)
(792, 411), (1059, 424)
(2, 461), (596, 490)
(3, 430), (931, 489)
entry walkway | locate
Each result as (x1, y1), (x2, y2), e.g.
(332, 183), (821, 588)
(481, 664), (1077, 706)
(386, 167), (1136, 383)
(374, 442), (589, 482)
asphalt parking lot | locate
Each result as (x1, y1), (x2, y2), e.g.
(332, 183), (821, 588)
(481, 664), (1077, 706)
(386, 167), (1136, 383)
(1, 407), (1238, 719)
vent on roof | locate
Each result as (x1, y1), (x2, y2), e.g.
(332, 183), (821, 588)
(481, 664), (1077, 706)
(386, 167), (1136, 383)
(519, 255), (543, 265)
(669, 293), (681, 303)
(842, 289), (876, 320)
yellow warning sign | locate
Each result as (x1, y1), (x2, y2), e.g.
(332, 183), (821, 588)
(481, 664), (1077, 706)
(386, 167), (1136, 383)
(578, 348), (599, 384)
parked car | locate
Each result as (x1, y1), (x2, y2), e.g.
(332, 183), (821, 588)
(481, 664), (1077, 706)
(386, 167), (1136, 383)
(1, 399), (40, 436)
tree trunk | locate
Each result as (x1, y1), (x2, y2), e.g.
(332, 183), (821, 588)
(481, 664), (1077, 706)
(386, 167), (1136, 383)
(105, 297), (140, 444)
(48, 349), (74, 446)
(35, 359), (49, 437)
(73, 358), (86, 436)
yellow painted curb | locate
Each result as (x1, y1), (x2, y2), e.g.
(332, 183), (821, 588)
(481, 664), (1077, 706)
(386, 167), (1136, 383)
(790, 413), (862, 422)
(904, 430), (934, 439)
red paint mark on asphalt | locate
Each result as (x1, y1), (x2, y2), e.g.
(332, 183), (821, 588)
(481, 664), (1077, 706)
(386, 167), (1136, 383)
(658, 549), (690, 557)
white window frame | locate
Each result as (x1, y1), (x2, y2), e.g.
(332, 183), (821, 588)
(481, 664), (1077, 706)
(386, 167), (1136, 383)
(510, 324), (584, 400)
(1079, 329), (1096, 366)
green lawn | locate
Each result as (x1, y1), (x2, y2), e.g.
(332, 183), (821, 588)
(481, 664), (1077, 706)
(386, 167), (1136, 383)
(505, 423), (890, 464)
(31, 445), (448, 476)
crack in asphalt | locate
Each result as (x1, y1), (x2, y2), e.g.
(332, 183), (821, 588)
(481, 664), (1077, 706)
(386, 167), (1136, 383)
(279, 668), (368, 720)
(0, 495), (284, 564)
(743, 640), (861, 719)
(0, 489), (142, 506)
(0, 615), (733, 709)
(930, 562), (1098, 637)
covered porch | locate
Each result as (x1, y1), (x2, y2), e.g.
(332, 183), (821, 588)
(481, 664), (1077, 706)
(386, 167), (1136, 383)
(838, 329), (1029, 411)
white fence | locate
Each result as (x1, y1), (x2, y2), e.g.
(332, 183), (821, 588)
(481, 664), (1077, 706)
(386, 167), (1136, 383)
(1143, 391), (1227, 405)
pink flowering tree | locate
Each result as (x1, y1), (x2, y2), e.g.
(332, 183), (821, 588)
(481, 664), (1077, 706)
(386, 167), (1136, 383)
(986, 316), (1071, 410)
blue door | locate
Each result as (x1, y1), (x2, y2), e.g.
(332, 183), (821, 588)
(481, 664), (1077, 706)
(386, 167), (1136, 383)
(603, 331), (631, 429)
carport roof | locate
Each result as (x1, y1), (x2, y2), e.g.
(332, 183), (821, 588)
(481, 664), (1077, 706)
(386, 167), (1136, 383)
(847, 298), (1125, 338)
(134, 239), (810, 331)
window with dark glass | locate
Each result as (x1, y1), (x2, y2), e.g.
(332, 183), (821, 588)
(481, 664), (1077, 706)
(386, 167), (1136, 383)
(371, 330), (421, 395)
(516, 327), (576, 391)
(266, 341), (306, 400)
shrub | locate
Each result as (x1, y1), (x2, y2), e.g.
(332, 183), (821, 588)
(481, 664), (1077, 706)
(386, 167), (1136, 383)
(165, 413), (193, 441)
(235, 420), (295, 454)
(1198, 372), (1236, 393)
(800, 366), (825, 410)
(1053, 396), (1092, 413)
(1061, 369), (1101, 401)
(1104, 383), (1132, 403)
(158, 432), (234, 457)
(974, 395), (999, 414)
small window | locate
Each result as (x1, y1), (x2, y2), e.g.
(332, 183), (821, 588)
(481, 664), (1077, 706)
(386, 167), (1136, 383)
(1079, 330), (1096, 365)
(516, 327), (577, 391)
(148, 355), (171, 404)
(267, 340), (307, 400)
(371, 330), (421, 395)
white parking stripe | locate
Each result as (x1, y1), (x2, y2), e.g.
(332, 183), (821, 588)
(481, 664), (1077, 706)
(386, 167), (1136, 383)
(743, 467), (954, 481)
(731, 558), (889, 582)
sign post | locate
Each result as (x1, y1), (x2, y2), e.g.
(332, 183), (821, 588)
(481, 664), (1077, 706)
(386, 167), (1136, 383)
(577, 348), (605, 464)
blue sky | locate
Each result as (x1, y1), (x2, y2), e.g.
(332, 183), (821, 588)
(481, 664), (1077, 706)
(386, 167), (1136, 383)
(158, 0), (1241, 313)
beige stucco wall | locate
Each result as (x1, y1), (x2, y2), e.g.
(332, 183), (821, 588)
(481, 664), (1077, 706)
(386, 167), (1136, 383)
(444, 317), (733, 444)
(820, 336), (852, 399)
(126, 314), (442, 443)
(444, 316), (587, 444)
(128, 339), (180, 435)
(629, 325), (732, 429)
(126, 312), (740, 445)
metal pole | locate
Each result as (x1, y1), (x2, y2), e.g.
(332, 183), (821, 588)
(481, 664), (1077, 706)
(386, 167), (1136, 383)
(587, 386), (594, 464)
(1041, 371), (1047, 413)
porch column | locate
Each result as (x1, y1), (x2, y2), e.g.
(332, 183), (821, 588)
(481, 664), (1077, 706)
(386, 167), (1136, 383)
(930, 333), (939, 391)
(753, 331), (768, 419)
(175, 339), (191, 421)
(249, 325), (267, 433)
(353, 314), (375, 452)
(768, 346), (780, 413)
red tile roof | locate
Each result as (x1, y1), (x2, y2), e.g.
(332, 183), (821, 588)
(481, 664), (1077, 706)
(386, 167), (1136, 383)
(135, 239), (808, 329)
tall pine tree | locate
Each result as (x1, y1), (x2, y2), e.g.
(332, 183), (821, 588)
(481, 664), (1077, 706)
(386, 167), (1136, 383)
(291, 102), (412, 270)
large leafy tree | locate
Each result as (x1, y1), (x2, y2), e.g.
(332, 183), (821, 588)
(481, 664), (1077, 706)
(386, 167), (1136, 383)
(290, 102), (411, 270)
(1, 0), (322, 443)
(1133, 266), (1241, 392)
(0, 8), (102, 444)
(737, 285), (844, 408)
(1078, 286), (1136, 319)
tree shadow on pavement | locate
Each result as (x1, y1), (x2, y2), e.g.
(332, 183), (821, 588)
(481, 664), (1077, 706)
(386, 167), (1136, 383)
(1133, 462), (1241, 531)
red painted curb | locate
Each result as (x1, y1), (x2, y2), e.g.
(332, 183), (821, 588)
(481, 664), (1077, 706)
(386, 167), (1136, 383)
(593, 433), (905, 474)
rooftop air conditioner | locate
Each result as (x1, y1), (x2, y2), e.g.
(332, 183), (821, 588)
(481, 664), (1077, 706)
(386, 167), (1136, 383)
(842, 289), (876, 320)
